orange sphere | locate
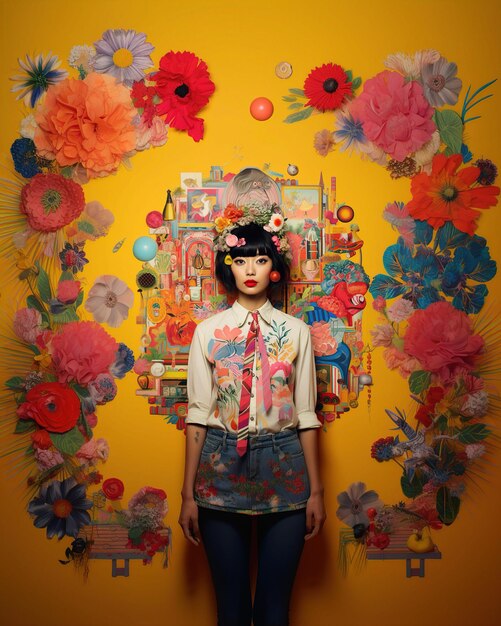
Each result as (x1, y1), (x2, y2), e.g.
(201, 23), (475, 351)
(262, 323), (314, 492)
(336, 205), (355, 223)
(250, 97), (274, 121)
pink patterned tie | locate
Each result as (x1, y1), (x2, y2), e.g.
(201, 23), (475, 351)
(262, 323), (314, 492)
(237, 312), (272, 456)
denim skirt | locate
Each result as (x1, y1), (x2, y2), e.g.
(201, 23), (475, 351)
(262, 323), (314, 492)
(194, 428), (310, 515)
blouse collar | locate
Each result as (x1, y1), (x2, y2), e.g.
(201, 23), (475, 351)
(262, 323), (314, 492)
(232, 299), (275, 328)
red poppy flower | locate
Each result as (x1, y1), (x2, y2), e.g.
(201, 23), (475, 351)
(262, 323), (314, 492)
(406, 153), (500, 235)
(102, 477), (125, 500)
(17, 382), (80, 433)
(153, 51), (215, 142)
(304, 63), (352, 112)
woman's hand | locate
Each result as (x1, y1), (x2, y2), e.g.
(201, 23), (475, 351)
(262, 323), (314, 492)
(305, 491), (326, 541)
(179, 496), (202, 546)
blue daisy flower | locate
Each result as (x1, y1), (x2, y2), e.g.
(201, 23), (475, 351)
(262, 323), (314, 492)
(28, 477), (92, 539)
(333, 108), (367, 152)
(11, 52), (68, 108)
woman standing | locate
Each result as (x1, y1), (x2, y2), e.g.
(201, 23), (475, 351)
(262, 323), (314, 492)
(179, 200), (326, 626)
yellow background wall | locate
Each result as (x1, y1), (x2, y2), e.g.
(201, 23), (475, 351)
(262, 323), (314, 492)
(1, 1), (500, 625)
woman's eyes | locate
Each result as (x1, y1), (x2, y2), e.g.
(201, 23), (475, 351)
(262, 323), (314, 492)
(256, 257), (270, 264)
(232, 257), (270, 265)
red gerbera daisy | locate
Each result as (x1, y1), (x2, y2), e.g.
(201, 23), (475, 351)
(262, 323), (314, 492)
(304, 63), (352, 112)
(406, 153), (500, 235)
(153, 51), (215, 142)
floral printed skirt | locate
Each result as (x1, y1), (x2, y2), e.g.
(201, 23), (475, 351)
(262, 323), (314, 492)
(194, 428), (310, 515)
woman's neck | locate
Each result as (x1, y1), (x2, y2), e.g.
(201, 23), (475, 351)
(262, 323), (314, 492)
(236, 293), (268, 311)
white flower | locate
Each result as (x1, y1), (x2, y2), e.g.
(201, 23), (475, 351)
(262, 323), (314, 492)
(384, 49), (441, 80)
(465, 443), (486, 461)
(68, 45), (96, 73)
(20, 114), (38, 139)
(336, 481), (383, 527)
(267, 213), (284, 232)
(413, 131), (441, 171)
(84, 275), (134, 328)
(461, 390), (488, 418)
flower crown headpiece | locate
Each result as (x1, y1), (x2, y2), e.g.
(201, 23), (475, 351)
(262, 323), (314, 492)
(214, 202), (291, 259)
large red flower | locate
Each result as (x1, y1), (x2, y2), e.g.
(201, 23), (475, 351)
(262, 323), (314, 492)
(153, 51), (215, 142)
(17, 382), (80, 433)
(304, 63), (352, 112)
(406, 153), (500, 234)
(21, 173), (85, 233)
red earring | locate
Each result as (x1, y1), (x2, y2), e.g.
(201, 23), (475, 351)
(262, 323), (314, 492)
(270, 270), (281, 283)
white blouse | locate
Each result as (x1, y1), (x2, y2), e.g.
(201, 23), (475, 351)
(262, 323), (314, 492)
(187, 300), (320, 433)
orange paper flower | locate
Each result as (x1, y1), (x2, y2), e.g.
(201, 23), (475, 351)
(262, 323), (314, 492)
(406, 153), (500, 234)
(34, 73), (136, 178)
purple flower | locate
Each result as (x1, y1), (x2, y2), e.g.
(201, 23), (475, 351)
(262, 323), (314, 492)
(94, 29), (154, 87)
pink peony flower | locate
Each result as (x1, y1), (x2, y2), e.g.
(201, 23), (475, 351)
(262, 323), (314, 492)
(370, 324), (394, 347)
(34, 447), (64, 471)
(76, 437), (110, 464)
(13, 307), (43, 344)
(50, 321), (118, 384)
(34, 73), (136, 178)
(135, 115), (168, 151)
(56, 280), (81, 304)
(133, 357), (150, 375)
(20, 173), (85, 232)
(383, 346), (421, 378)
(351, 70), (435, 162)
(404, 301), (484, 382)
(386, 298), (414, 322)
(225, 234), (239, 247)
(309, 321), (339, 356)
(84, 275), (134, 328)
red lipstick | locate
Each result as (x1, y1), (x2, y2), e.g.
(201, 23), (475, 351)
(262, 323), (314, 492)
(244, 280), (258, 287)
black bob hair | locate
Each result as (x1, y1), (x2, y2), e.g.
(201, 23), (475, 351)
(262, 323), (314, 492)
(215, 223), (289, 293)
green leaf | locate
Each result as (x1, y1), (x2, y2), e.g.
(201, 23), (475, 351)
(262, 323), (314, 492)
(433, 110), (463, 155)
(401, 472), (424, 498)
(60, 166), (74, 179)
(352, 77), (362, 90)
(288, 88), (305, 96)
(408, 371), (431, 395)
(51, 308), (80, 324)
(282, 96), (296, 102)
(74, 290), (84, 310)
(345, 69), (353, 82)
(128, 527), (143, 542)
(59, 271), (74, 283)
(456, 423), (490, 444)
(50, 427), (85, 455)
(36, 265), (52, 304)
(283, 107), (314, 124)
(5, 376), (26, 391)
(26, 295), (45, 313)
(288, 102), (304, 110)
(14, 419), (36, 434)
(436, 486), (460, 525)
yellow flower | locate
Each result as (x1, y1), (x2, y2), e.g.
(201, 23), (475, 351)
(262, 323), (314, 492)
(34, 351), (52, 368)
(214, 217), (232, 232)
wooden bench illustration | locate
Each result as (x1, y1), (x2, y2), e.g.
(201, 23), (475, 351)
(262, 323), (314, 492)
(78, 523), (170, 577)
(366, 528), (441, 577)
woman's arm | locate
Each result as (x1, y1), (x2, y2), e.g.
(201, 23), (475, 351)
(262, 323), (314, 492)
(299, 428), (326, 541)
(179, 424), (207, 545)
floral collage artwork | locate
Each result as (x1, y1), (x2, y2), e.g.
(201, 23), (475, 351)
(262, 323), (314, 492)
(0, 25), (500, 580)
(0, 28), (220, 575)
(284, 54), (499, 572)
(133, 166), (372, 429)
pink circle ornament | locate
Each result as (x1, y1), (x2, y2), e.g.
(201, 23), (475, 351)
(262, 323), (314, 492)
(146, 211), (164, 228)
(250, 97), (274, 121)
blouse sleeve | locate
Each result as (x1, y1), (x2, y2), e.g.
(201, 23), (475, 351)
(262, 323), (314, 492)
(186, 323), (213, 426)
(294, 323), (321, 430)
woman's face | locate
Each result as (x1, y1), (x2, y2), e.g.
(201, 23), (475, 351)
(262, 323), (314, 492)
(230, 255), (272, 297)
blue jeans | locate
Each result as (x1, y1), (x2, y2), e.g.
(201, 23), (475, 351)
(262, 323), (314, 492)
(198, 507), (306, 626)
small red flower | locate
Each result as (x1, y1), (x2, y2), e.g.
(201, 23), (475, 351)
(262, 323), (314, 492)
(102, 477), (125, 500)
(304, 63), (353, 112)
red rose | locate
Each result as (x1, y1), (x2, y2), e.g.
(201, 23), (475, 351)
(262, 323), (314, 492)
(17, 382), (80, 433)
(102, 477), (125, 501)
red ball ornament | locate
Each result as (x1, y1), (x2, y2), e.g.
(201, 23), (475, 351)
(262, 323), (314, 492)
(336, 205), (354, 223)
(250, 97), (274, 121)
(269, 270), (281, 283)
